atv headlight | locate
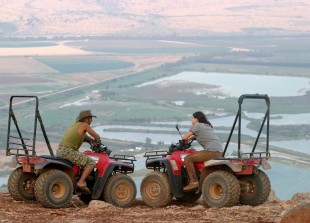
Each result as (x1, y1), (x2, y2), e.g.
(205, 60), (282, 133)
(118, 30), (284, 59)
(88, 156), (99, 164)
(180, 154), (189, 161)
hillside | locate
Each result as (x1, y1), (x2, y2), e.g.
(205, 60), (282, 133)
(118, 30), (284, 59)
(0, 192), (309, 223)
(0, 0), (309, 37)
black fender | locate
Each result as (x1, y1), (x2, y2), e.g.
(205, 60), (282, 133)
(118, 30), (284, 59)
(146, 158), (184, 198)
(35, 156), (74, 170)
(91, 162), (134, 200)
(26, 156), (76, 181)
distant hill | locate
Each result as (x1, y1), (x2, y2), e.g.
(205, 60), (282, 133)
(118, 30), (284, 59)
(0, 0), (309, 38)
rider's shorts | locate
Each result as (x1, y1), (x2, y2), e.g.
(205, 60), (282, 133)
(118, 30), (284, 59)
(56, 146), (96, 168)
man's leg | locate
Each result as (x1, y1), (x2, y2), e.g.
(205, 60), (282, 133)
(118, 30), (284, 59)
(70, 151), (96, 194)
(56, 148), (96, 194)
(77, 165), (95, 187)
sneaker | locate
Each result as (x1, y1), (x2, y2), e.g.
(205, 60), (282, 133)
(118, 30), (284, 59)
(183, 182), (199, 191)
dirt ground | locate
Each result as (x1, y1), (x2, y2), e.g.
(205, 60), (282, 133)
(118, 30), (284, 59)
(0, 192), (309, 223)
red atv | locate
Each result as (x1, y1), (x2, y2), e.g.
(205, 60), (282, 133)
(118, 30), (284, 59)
(6, 96), (137, 208)
(141, 94), (271, 207)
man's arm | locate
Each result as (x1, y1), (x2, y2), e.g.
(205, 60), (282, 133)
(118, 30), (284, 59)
(84, 135), (94, 143)
(78, 122), (100, 140)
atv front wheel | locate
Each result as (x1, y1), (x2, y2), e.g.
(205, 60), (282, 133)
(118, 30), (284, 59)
(238, 168), (271, 205)
(103, 174), (136, 208)
(140, 172), (172, 207)
(8, 167), (37, 201)
(202, 170), (240, 207)
(35, 169), (73, 208)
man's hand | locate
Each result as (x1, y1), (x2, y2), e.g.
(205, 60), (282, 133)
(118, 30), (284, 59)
(93, 138), (102, 146)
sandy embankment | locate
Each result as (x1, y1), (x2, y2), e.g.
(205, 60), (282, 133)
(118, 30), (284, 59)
(0, 43), (92, 56)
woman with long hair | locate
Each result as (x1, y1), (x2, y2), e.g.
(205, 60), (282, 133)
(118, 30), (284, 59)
(182, 111), (223, 191)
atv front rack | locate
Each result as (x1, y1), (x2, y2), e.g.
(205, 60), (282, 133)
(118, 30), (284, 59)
(144, 150), (168, 159)
(144, 150), (168, 171)
(111, 154), (136, 172)
(111, 154), (136, 163)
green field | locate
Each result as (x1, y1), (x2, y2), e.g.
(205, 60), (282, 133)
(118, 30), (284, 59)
(66, 39), (228, 55)
(36, 57), (134, 73)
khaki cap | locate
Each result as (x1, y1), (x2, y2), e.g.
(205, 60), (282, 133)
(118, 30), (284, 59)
(76, 110), (96, 122)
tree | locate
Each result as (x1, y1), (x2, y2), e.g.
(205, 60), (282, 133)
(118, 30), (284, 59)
(145, 137), (152, 145)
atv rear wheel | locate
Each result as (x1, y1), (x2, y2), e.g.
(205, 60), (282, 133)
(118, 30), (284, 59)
(202, 170), (240, 207)
(140, 171), (172, 207)
(103, 174), (136, 208)
(8, 167), (37, 201)
(238, 168), (271, 205)
(35, 169), (73, 208)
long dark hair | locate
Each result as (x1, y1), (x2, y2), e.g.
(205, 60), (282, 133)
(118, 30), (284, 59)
(193, 111), (213, 128)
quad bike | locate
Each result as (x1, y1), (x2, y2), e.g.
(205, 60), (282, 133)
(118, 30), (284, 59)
(6, 96), (137, 208)
(141, 94), (271, 208)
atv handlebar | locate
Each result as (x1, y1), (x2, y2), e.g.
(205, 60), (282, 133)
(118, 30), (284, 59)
(168, 124), (196, 153)
(90, 142), (112, 155)
(169, 139), (192, 153)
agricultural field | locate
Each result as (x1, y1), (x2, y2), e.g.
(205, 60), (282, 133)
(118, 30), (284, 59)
(0, 37), (309, 151)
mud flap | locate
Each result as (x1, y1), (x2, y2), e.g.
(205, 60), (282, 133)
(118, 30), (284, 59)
(91, 164), (115, 199)
(162, 159), (184, 198)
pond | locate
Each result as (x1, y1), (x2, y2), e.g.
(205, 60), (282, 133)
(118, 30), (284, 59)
(245, 112), (310, 125)
(138, 72), (310, 97)
(0, 176), (8, 186)
(266, 161), (310, 200)
(270, 139), (310, 155)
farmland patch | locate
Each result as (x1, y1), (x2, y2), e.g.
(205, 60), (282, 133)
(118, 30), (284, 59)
(36, 57), (134, 73)
(0, 57), (58, 74)
(0, 41), (56, 48)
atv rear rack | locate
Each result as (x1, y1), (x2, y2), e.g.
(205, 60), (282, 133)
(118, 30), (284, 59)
(223, 94), (270, 159)
(241, 152), (271, 159)
(6, 96), (54, 159)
